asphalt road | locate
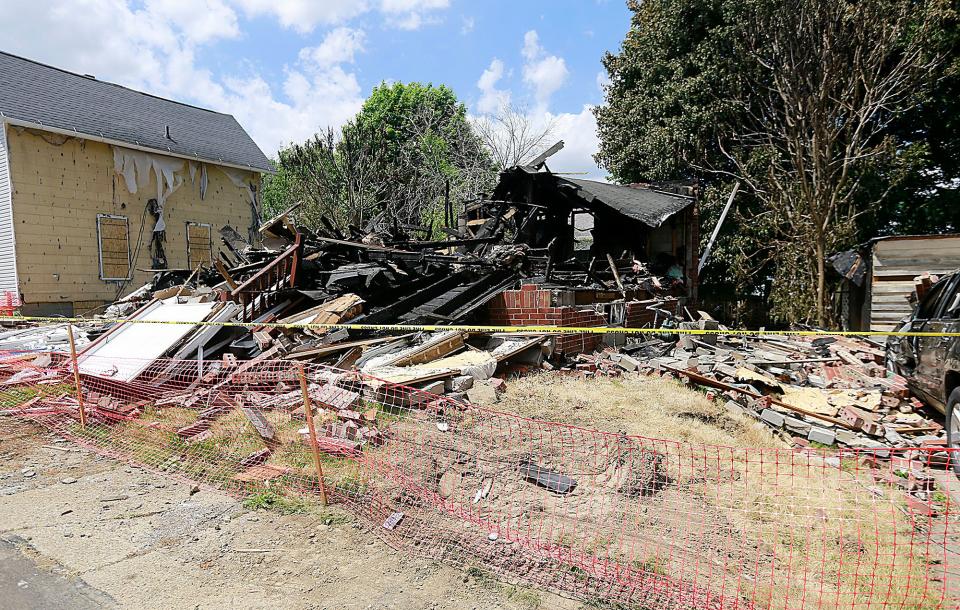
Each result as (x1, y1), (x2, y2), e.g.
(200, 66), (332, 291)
(0, 537), (114, 610)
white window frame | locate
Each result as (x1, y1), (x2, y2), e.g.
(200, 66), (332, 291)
(96, 213), (131, 281)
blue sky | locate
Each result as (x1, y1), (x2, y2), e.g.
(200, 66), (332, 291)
(2, 1), (633, 178)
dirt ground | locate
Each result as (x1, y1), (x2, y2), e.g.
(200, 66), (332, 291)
(0, 419), (577, 610)
(2, 370), (957, 609)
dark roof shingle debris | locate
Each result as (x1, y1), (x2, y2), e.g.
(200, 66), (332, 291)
(560, 177), (693, 228)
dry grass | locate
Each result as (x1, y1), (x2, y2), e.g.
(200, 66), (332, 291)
(491, 372), (946, 610)
(9, 370), (951, 609)
(496, 371), (779, 448)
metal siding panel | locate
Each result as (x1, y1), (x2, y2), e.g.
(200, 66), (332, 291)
(0, 122), (19, 295)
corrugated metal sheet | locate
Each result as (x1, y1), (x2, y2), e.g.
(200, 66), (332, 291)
(0, 121), (19, 296)
(869, 235), (960, 331)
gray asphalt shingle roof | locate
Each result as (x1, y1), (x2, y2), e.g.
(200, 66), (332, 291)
(560, 177), (692, 228)
(0, 51), (272, 172)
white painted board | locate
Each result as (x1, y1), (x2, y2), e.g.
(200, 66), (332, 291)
(78, 299), (217, 381)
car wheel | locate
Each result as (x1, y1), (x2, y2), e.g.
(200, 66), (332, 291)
(947, 388), (960, 476)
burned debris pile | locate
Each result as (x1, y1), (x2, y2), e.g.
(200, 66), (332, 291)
(581, 323), (947, 459)
(0, 164), (947, 460)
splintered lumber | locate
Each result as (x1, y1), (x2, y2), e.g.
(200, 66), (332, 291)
(214, 259), (238, 290)
(279, 294), (364, 327)
(286, 335), (413, 360)
(606, 253), (625, 293)
(385, 331), (466, 367)
(661, 364), (856, 430)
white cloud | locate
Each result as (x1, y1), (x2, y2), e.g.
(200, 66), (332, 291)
(596, 70), (610, 92)
(0, 0), (365, 156)
(145, 0), (240, 44)
(299, 27), (366, 69)
(521, 30), (569, 110)
(380, 0), (449, 12)
(476, 59), (511, 115)
(380, 0), (449, 30)
(546, 106), (603, 180)
(460, 15), (475, 35)
(230, 0), (369, 34)
(231, 0), (450, 33)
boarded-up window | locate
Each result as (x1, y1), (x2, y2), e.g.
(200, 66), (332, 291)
(186, 222), (212, 268)
(97, 214), (131, 280)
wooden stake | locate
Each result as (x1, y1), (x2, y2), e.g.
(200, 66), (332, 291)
(299, 364), (327, 506)
(66, 325), (86, 428)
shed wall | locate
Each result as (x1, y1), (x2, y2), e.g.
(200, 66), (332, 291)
(869, 236), (960, 331)
(4, 127), (259, 312)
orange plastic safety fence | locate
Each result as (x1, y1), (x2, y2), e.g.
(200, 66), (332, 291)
(1, 349), (958, 609)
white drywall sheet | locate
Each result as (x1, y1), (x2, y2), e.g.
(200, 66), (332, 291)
(78, 299), (217, 381)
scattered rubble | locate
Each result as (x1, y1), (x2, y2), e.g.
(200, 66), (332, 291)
(0, 167), (949, 461)
(573, 323), (947, 455)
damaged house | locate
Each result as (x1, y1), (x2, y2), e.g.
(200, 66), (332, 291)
(0, 51), (272, 315)
(469, 165), (698, 298)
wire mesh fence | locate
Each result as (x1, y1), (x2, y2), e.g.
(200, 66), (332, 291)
(1, 349), (959, 609)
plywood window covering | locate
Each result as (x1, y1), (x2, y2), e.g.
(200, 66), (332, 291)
(186, 222), (212, 268)
(97, 214), (131, 281)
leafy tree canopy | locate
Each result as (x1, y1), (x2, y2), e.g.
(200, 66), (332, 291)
(595, 0), (959, 326)
(262, 81), (494, 235)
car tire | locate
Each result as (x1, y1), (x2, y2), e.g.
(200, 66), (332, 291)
(947, 388), (960, 476)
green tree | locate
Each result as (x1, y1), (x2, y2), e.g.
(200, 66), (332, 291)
(596, 0), (957, 326)
(346, 82), (494, 230)
(265, 82), (495, 235)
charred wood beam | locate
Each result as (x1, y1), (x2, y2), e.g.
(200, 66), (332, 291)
(362, 272), (472, 324)
(439, 273), (519, 323)
(391, 236), (502, 250)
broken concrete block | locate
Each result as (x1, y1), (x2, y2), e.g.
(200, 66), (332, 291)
(783, 416), (812, 436)
(466, 381), (498, 405)
(415, 380), (446, 395)
(724, 400), (746, 417)
(241, 407), (276, 442)
(760, 408), (785, 428)
(444, 375), (475, 393)
(618, 354), (641, 372)
(808, 427), (836, 446)
(834, 429), (859, 445)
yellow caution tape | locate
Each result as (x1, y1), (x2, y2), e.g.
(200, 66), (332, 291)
(0, 314), (948, 338)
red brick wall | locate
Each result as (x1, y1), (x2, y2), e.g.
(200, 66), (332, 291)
(487, 285), (604, 355)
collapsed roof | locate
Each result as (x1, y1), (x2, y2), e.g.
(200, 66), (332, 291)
(492, 167), (694, 229)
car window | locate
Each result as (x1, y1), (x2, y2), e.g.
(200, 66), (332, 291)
(915, 277), (954, 319)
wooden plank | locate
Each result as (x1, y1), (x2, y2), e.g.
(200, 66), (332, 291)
(388, 332), (465, 367)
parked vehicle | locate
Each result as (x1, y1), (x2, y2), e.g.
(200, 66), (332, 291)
(886, 271), (960, 472)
